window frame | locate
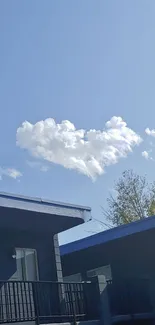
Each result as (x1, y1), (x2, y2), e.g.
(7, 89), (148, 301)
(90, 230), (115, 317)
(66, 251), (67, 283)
(14, 248), (39, 281)
(63, 273), (82, 283)
(87, 264), (112, 281)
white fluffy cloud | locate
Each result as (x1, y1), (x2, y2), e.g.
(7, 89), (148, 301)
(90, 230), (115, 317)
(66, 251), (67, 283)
(16, 116), (142, 179)
(0, 167), (22, 180)
(143, 127), (155, 161)
(142, 151), (151, 160)
(145, 128), (155, 137)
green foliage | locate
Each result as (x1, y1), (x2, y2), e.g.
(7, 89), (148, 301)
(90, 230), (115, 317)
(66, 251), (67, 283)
(103, 170), (155, 226)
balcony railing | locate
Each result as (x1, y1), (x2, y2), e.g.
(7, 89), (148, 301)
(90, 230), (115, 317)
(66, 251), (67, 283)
(0, 280), (96, 324)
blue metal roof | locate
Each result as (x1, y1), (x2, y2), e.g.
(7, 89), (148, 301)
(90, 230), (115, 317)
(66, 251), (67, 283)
(60, 215), (155, 255)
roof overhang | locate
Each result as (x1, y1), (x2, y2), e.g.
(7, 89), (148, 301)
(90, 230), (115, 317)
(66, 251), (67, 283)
(60, 215), (155, 255)
(0, 192), (92, 234)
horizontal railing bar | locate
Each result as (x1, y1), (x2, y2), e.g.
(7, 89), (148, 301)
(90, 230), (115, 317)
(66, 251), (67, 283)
(0, 280), (91, 284)
(39, 314), (86, 318)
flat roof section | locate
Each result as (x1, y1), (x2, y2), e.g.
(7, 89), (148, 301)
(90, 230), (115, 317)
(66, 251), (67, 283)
(0, 192), (91, 211)
(0, 192), (92, 232)
(60, 215), (155, 255)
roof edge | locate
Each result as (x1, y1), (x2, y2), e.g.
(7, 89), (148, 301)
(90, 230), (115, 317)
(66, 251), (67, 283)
(0, 192), (91, 211)
(60, 215), (155, 255)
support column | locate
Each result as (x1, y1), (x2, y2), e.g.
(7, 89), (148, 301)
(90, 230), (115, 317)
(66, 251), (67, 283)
(47, 234), (64, 321)
(53, 233), (63, 282)
(90, 275), (112, 325)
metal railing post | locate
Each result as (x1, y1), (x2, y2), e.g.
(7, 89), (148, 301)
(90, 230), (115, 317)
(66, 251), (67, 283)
(32, 282), (40, 325)
(12, 282), (18, 321)
(69, 283), (77, 325)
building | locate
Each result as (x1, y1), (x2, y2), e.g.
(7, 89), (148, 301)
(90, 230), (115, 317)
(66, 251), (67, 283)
(61, 216), (155, 322)
(0, 192), (91, 283)
(0, 192), (95, 324)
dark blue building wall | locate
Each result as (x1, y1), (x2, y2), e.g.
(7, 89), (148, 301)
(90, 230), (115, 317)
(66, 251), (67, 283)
(0, 228), (61, 282)
(61, 228), (155, 281)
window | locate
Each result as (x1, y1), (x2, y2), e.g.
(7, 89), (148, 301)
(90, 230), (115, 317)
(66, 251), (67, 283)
(15, 248), (38, 281)
(87, 265), (112, 281)
(64, 273), (82, 282)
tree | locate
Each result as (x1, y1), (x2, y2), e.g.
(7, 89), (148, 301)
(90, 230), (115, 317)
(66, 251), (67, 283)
(103, 169), (155, 226)
(148, 199), (155, 216)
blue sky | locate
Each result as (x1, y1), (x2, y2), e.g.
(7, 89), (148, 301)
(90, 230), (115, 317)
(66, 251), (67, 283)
(1, 0), (155, 244)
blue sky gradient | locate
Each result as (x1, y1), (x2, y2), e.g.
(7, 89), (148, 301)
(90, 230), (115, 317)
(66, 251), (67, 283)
(1, 1), (155, 244)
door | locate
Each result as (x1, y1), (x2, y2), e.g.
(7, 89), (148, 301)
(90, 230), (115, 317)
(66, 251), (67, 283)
(0, 249), (38, 322)
(15, 248), (38, 320)
(15, 248), (38, 281)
